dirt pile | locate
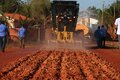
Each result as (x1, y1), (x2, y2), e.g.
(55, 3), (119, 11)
(0, 49), (119, 80)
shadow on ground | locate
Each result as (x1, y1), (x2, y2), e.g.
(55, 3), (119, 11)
(86, 46), (119, 49)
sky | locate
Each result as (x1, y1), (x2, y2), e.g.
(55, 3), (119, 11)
(77, 0), (115, 10)
(22, 0), (116, 10)
(50, 0), (116, 10)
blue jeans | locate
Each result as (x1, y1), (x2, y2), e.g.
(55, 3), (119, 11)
(0, 36), (6, 52)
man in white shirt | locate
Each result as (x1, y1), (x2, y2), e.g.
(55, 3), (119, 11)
(115, 17), (120, 49)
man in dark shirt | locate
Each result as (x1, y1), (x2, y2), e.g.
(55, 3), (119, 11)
(101, 25), (107, 47)
(94, 26), (102, 48)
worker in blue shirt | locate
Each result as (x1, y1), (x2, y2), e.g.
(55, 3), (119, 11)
(94, 26), (102, 48)
(101, 25), (107, 47)
(18, 26), (26, 48)
(0, 21), (10, 52)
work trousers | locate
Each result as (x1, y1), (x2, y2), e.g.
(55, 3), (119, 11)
(0, 36), (6, 52)
(19, 37), (25, 48)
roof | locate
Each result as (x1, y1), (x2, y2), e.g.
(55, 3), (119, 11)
(4, 13), (27, 20)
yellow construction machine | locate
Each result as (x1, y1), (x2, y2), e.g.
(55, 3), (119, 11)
(51, 1), (79, 43)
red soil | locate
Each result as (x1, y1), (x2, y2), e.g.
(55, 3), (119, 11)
(0, 46), (40, 69)
(92, 49), (120, 72)
(0, 44), (119, 79)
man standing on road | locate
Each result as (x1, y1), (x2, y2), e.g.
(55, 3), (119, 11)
(101, 25), (107, 48)
(18, 26), (26, 48)
(0, 20), (10, 52)
(115, 17), (120, 49)
(94, 26), (102, 48)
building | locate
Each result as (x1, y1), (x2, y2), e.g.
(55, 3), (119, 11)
(76, 10), (98, 35)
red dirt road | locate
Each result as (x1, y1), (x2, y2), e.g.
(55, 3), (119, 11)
(0, 46), (40, 69)
(0, 46), (120, 72)
(0, 44), (120, 73)
(91, 49), (120, 72)
(0, 48), (119, 79)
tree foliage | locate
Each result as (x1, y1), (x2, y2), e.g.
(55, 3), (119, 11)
(0, 0), (23, 13)
(87, 1), (120, 39)
(87, 1), (120, 26)
(0, 0), (32, 18)
(30, 0), (51, 25)
(19, 3), (31, 17)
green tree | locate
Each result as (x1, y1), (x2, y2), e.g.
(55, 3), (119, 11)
(18, 1), (32, 17)
(103, 1), (120, 39)
(0, 0), (23, 13)
(87, 6), (102, 24)
(31, 0), (51, 24)
(0, 0), (32, 18)
(30, 0), (51, 42)
(87, 6), (98, 18)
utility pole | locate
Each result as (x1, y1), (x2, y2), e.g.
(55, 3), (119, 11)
(114, 0), (117, 19)
(102, 0), (104, 25)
